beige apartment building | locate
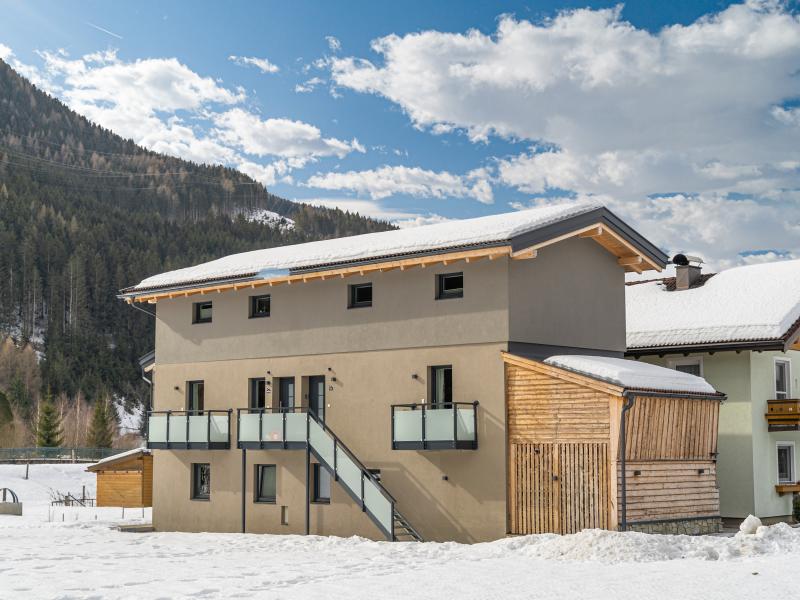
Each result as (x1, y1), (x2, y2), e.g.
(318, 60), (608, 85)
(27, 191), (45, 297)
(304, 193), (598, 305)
(121, 200), (717, 543)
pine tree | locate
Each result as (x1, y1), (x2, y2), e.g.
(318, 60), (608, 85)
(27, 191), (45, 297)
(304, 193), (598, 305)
(36, 395), (63, 447)
(87, 398), (114, 448)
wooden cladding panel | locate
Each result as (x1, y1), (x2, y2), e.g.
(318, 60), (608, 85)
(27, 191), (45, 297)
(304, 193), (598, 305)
(142, 454), (153, 507)
(619, 461), (720, 522)
(96, 470), (146, 508)
(624, 396), (719, 461)
(509, 442), (609, 534)
(506, 363), (611, 444)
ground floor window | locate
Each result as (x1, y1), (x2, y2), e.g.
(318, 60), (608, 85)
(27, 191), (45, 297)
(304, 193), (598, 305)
(312, 463), (331, 503)
(191, 463), (211, 500)
(777, 443), (795, 484)
(255, 464), (277, 503)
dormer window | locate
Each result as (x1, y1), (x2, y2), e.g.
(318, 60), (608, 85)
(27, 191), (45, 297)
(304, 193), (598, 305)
(192, 301), (212, 324)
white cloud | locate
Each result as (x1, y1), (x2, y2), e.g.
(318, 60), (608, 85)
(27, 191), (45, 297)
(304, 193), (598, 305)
(295, 76), (324, 93)
(305, 164), (493, 203)
(8, 46), (353, 181)
(213, 108), (363, 160)
(228, 55), (280, 74)
(0, 43), (13, 60)
(326, 36), (342, 53)
(305, 197), (449, 228)
(329, 2), (800, 265)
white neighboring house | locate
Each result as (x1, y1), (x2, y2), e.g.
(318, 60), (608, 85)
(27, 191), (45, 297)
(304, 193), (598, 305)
(626, 257), (800, 523)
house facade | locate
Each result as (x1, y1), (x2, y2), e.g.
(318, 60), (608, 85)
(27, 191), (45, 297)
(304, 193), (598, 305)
(626, 258), (800, 523)
(122, 201), (685, 542)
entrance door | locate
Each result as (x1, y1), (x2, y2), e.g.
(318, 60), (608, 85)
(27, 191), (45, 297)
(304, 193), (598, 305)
(509, 442), (609, 534)
(277, 377), (295, 410)
(308, 376), (325, 422)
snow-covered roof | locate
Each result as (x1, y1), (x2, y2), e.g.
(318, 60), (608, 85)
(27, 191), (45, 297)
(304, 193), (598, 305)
(626, 259), (800, 350)
(129, 200), (606, 292)
(86, 447), (148, 471)
(544, 355), (718, 395)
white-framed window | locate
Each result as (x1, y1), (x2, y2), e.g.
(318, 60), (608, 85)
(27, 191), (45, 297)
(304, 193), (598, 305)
(777, 442), (795, 484)
(775, 358), (791, 400)
(668, 357), (703, 378)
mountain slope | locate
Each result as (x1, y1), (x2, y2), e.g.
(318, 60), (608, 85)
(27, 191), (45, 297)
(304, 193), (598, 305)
(0, 58), (393, 415)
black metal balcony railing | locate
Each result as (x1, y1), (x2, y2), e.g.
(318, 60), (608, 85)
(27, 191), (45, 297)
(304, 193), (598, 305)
(236, 407), (309, 450)
(146, 410), (232, 450)
(391, 402), (479, 450)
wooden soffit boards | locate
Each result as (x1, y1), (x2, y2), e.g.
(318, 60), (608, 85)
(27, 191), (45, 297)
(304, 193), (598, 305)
(130, 245), (512, 304)
(501, 352), (624, 397)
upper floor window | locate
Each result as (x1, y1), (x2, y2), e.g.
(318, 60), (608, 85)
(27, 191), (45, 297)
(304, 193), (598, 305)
(430, 365), (453, 408)
(193, 301), (212, 324)
(777, 443), (795, 484)
(348, 283), (372, 309)
(775, 359), (791, 400)
(436, 272), (463, 300)
(250, 295), (271, 318)
(191, 463), (211, 500)
(669, 357), (703, 378)
(187, 380), (204, 412)
(249, 377), (266, 409)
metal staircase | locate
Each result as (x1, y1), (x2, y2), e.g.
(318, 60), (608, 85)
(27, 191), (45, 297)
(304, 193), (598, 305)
(393, 510), (424, 542)
(306, 412), (423, 542)
(237, 408), (422, 541)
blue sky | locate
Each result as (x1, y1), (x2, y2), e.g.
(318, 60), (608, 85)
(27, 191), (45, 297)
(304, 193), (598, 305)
(1, 0), (800, 268)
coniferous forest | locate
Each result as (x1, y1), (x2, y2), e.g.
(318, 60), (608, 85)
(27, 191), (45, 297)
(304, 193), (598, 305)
(0, 59), (393, 445)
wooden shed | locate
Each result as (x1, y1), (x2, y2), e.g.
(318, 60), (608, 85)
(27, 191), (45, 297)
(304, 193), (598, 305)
(87, 448), (153, 508)
(502, 353), (724, 536)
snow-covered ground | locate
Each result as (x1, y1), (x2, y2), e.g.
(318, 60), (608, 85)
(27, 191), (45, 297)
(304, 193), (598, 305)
(2, 464), (800, 599)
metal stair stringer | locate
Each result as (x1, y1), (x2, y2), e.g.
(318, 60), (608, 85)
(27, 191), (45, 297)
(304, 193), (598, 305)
(306, 413), (423, 542)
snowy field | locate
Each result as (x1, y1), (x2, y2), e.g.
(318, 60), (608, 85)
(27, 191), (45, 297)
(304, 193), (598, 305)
(2, 465), (800, 599)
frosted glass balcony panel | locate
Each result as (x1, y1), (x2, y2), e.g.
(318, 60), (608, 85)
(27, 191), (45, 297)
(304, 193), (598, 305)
(394, 410), (423, 442)
(148, 415), (167, 443)
(425, 408), (455, 441)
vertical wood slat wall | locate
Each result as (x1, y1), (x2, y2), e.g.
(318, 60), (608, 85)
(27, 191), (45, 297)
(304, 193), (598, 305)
(509, 442), (609, 534)
(505, 361), (613, 534)
(503, 354), (722, 535)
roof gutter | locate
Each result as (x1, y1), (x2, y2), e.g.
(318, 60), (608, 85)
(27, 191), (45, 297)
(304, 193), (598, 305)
(626, 339), (787, 358)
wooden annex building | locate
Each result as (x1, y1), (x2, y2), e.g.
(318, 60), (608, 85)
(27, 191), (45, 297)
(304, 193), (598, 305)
(87, 448), (153, 508)
(503, 353), (725, 535)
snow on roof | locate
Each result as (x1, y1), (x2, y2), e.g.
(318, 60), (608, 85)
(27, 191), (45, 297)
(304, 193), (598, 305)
(544, 355), (717, 395)
(87, 447), (148, 470)
(131, 200), (603, 291)
(627, 259), (800, 349)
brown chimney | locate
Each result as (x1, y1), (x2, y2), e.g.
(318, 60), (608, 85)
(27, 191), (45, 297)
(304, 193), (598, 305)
(673, 254), (703, 291)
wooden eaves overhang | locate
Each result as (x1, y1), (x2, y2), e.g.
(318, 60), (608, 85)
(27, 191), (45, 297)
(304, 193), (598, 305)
(123, 207), (667, 304)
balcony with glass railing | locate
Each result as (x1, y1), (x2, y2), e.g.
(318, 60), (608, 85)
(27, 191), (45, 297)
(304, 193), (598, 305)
(146, 410), (231, 449)
(391, 402), (478, 450)
(237, 407), (309, 449)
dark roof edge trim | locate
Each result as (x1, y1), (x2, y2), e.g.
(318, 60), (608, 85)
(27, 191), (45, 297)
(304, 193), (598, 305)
(626, 339), (788, 357)
(510, 207), (669, 268)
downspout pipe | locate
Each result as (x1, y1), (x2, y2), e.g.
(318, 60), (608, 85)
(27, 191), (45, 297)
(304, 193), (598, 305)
(619, 391), (636, 532)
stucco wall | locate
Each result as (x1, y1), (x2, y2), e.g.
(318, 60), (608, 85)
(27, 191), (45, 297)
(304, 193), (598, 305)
(750, 350), (800, 519)
(151, 343), (508, 542)
(155, 259), (510, 365)
(508, 237), (626, 353)
(640, 350), (800, 520)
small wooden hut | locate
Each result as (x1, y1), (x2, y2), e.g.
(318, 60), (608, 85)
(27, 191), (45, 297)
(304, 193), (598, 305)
(502, 353), (724, 535)
(87, 448), (153, 508)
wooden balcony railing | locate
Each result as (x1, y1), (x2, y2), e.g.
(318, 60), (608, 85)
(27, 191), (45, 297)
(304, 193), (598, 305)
(766, 399), (800, 431)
